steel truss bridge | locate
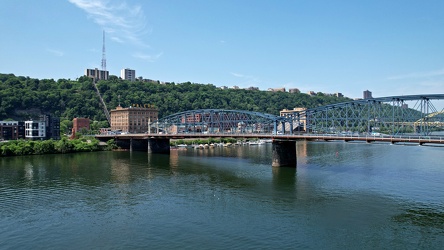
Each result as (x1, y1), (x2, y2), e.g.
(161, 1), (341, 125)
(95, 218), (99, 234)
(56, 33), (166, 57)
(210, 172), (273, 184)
(151, 94), (444, 136)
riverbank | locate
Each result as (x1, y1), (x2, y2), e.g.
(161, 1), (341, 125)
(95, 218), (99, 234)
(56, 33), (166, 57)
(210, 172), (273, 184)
(0, 137), (116, 157)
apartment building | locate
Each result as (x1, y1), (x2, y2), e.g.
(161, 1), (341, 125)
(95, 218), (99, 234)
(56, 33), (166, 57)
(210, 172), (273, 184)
(25, 121), (46, 140)
(85, 68), (109, 81)
(121, 68), (136, 81)
(110, 105), (159, 133)
(0, 121), (25, 140)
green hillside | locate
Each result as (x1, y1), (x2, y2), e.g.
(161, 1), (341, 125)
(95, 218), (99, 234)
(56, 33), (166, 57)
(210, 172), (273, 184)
(0, 73), (350, 123)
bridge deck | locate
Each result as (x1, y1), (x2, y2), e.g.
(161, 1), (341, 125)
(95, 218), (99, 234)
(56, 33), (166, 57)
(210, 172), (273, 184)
(96, 133), (444, 145)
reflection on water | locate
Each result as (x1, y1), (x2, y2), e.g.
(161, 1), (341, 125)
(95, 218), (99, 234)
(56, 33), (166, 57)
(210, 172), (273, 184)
(0, 141), (443, 249)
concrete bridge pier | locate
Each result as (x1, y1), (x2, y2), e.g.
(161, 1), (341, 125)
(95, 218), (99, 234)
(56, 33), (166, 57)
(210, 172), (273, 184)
(148, 138), (170, 154)
(130, 139), (149, 152)
(116, 138), (131, 150)
(272, 140), (297, 167)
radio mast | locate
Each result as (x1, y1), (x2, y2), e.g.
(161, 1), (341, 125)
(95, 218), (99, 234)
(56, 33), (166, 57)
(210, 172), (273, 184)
(101, 30), (106, 71)
(93, 30), (111, 124)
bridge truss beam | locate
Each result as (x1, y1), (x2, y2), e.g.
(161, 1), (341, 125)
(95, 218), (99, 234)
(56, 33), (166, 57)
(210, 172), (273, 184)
(152, 109), (290, 135)
(150, 95), (443, 137)
(299, 95), (444, 135)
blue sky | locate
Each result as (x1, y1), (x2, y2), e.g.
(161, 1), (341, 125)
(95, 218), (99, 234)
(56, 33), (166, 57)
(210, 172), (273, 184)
(1, 0), (444, 99)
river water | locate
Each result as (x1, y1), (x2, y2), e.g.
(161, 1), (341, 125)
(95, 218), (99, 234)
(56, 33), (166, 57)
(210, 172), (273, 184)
(0, 141), (443, 249)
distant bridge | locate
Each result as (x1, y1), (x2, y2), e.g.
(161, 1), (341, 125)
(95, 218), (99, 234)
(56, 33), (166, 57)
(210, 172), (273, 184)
(151, 94), (444, 136)
(286, 94), (444, 135)
(96, 94), (444, 167)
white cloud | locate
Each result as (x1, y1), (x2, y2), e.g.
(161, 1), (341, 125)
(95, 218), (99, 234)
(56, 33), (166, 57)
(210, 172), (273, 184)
(132, 52), (163, 62)
(230, 72), (245, 78)
(111, 36), (124, 43)
(47, 49), (64, 57)
(69, 0), (148, 47)
(387, 68), (444, 80)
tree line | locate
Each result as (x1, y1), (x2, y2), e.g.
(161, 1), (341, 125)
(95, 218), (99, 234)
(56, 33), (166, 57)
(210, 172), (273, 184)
(0, 73), (351, 133)
(0, 138), (117, 157)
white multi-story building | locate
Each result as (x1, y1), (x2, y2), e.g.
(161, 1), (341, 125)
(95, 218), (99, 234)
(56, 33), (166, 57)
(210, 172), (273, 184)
(25, 121), (46, 140)
(121, 68), (136, 81)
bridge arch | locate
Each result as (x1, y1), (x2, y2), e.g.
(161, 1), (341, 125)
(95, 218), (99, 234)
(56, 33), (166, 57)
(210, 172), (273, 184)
(151, 109), (291, 135)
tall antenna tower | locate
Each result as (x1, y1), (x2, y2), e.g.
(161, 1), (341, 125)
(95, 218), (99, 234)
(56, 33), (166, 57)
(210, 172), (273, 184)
(101, 30), (106, 71)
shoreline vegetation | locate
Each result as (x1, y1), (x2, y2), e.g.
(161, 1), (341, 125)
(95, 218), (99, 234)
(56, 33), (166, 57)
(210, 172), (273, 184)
(170, 138), (237, 146)
(0, 138), (116, 157)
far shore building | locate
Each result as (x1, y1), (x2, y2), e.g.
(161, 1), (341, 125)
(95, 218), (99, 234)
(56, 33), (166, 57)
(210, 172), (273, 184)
(0, 121), (25, 140)
(121, 68), (136, 82)
(85, 68), (109, 81)
(40, 114), (60, 140)
(1, 115), (59, 141)
(25, 120), (46, 140)
(73, 118), (90, 133)
(280, 107), (307, 132)
(110, 105), (159, 133)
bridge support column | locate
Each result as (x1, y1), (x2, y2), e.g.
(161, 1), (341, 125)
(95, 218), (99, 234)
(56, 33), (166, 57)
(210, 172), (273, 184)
(116, 138), (131, 150)
(130, 139), (149, 152)
(148, 138), (170, 154)
(272, 140), (297, 167)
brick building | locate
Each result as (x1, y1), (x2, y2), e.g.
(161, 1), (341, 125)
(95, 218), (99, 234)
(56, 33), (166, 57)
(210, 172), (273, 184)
(73, 118), (90, 133)
(110, 105), (158, 133)
(0, 121), (25, 140)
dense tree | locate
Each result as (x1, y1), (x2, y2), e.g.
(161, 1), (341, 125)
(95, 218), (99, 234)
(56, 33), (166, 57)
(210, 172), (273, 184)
(0, 73), (351, 123)
(0, 138), (107, 156)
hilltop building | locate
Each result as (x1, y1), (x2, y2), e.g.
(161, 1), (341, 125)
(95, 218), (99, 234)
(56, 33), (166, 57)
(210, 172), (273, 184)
(268, 88), (286, 92)
(85, 68), (109, 81)
(363, 90), (373, 99)
(289, 88), (300, 94)
(121, 68), (136, 81)
(110, 105), (159, 133)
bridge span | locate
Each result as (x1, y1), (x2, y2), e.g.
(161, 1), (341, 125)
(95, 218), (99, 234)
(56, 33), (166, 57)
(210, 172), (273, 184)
(95, 133), (444, 168)
(96, 94), (444, 167)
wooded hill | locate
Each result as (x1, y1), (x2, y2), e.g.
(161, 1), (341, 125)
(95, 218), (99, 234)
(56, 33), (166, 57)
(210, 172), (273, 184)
(0, 73), (350, 125)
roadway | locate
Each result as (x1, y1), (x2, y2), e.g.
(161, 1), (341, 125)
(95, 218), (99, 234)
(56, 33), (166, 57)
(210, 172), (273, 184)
(96, 133), (444, 145)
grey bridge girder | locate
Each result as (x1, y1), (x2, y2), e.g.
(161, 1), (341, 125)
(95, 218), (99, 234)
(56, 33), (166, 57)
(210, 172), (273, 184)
(150, 94), (444, 136)
(298, 94), (444, 135)
(151, 109), (291, 135)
